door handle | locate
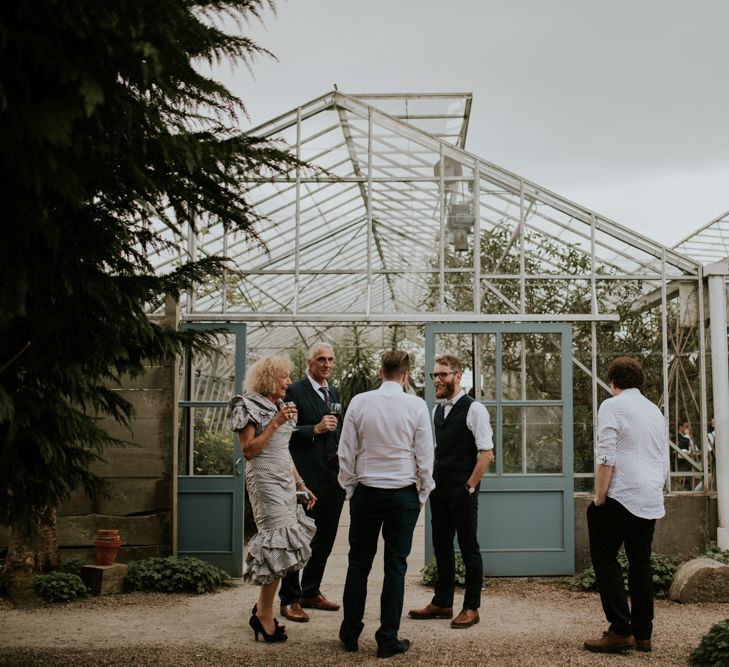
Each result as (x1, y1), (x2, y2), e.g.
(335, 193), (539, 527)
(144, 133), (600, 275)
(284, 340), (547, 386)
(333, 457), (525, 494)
(234, 457), (243, 476)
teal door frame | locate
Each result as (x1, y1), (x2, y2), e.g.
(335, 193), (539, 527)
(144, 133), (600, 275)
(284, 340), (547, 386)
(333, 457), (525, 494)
(177, 323), (246, 576)
(424, 322), (574, 576)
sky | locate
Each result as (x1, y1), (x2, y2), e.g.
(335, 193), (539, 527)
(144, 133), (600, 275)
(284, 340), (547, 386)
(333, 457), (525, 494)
(214, 0), (729, 248)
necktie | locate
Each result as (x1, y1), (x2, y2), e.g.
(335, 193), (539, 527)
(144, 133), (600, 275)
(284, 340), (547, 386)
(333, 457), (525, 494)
(319, 386), (332, 408)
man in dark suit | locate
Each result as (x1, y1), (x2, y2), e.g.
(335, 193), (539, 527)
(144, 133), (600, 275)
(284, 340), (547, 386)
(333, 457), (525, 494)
(279, 342), (344, 622)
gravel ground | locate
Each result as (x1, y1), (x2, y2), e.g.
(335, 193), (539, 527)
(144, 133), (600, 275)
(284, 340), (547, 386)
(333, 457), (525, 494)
(1, 578), (727, 666)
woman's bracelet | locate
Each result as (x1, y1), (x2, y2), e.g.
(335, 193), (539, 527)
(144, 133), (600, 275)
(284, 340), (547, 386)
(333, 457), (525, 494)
(296, 479), (305, 488)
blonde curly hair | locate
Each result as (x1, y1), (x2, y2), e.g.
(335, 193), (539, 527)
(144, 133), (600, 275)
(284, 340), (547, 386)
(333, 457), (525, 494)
(243, 355), (292, 396)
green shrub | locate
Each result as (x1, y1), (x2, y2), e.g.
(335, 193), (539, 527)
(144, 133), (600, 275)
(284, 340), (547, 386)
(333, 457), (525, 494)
(704, 543), (729, 565)
(126, 556), (230, 594)
(572, 552), (675, 597)
(420, 556), (489, 588)
(33, 572), (88, 603)
(61, 558), (90, 577)
(690, 619), (729, 667)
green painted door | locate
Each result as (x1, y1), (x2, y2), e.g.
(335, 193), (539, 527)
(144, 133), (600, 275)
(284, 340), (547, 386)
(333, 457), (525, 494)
(425, 323), (574, 576)
(177, 323), (245, 576)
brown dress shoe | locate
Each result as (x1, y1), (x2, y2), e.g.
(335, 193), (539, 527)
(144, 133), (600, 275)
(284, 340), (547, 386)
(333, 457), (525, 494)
(280, 602), (309, 622)
(450, 608), (480, 628)
(583, 631), (636, 653)
(299, 594), (340, 611)
(408, 603), (454, 620)
(636, 639), (652, 652)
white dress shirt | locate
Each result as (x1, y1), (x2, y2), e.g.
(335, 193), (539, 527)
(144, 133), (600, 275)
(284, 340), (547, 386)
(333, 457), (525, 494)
(307, 373), (328, 399)
(337, 381), (435, 503)
(595, 388), (669, 519)
(435, 390), (494, 450)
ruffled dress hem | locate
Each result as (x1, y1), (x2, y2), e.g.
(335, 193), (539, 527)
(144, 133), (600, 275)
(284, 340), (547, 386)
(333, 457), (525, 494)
(244, 507), (316, 586)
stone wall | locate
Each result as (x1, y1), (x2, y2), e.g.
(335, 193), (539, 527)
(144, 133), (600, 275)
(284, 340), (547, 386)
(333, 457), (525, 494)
(0, 301), (179, 563)
(574, 493), (718, 571)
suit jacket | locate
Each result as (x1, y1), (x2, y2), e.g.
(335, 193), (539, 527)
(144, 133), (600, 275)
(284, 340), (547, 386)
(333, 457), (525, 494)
(285, 378), (341, 495)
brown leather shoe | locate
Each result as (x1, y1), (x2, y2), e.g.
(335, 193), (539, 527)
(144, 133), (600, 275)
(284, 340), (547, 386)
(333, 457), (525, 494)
(583, 631), (636, 653)
(280, 602), (309, 622)
(408, 603), (454, 620)
(299, 594), (340, 611)
(636, 639), (652, 652)
(450, 608), (479, 628)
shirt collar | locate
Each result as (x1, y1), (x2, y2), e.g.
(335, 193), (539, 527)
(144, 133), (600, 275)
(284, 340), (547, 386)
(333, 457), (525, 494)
(379, 380), (404, 394)
(307, 373), (328, 391)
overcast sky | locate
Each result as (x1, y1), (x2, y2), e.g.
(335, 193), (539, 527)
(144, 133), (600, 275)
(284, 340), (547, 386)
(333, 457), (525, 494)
(216, 0), (729, 247)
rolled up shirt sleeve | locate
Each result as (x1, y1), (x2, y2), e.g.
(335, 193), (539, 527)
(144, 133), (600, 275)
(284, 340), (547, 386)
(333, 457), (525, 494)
(466, 402), (494, 450)
(337, 399), (359, 500)
(595, 401), (619, 467)
(414, 401), (435, 503)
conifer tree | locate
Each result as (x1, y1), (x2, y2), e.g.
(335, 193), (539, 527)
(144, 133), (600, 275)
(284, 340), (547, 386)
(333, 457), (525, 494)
(0, 0), (296, 595)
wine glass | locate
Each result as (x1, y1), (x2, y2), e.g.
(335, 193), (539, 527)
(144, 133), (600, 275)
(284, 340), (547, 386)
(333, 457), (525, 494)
(329, 403), (342, 431)
(285, 401), (299, 431)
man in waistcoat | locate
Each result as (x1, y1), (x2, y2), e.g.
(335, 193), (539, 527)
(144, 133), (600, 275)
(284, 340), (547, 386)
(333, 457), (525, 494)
(279, 342), (344, 622)
(409, 354), (493, 629)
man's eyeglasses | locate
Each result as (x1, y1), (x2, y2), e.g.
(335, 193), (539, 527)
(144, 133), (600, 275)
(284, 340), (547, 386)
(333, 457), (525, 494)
(429, 371), (456, 380)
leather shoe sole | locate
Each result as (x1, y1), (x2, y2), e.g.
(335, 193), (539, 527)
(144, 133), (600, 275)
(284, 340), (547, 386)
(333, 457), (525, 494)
(279, 604), (309, 623)
(376, 639), (410, 658)
(636, 640), (652, 652)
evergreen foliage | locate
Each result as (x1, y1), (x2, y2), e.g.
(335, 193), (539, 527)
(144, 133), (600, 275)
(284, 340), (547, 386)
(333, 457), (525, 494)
(333, 326), (378, 411)
(33, 572), (88, 603)
(420, 556), (489, 588)
(572, 552), (676, 598)
(126, 556), (230, 594)
(690, 619), (729, 667)
(0, 1), (299, 530)
(704, 543), (729, 565)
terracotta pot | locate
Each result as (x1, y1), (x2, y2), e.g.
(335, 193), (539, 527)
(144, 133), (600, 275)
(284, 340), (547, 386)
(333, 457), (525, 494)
(94, 529), (121, 565)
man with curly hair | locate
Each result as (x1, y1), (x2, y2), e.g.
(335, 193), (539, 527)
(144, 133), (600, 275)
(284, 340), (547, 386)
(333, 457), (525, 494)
(584, 356), (669, 654)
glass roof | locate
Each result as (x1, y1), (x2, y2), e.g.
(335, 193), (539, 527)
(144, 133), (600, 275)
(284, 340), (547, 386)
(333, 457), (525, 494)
(149, 90), (702, 353)
(673, 210), (729, 265)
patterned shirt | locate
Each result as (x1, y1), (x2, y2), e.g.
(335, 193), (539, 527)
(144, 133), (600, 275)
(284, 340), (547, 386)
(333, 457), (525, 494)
(595, 388), (670, 519)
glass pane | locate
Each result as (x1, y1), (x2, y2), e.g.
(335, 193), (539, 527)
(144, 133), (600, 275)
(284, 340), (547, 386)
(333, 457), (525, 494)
(502, 406), (563, 474)
(501, 333), (562, 400)
(474, 334), (496, 401)
(434, 333), (474, 393)
(178, 406), (235, 476)
(179, 333), (237, 402)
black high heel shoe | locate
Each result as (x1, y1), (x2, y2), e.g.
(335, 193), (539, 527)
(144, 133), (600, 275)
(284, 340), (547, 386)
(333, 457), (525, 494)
(249, 613), (288, 643)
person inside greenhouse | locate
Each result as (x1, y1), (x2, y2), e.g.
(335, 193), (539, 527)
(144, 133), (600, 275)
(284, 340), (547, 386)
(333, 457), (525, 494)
(279, 341), (345, 622)
(584, 356), (669, 654)
(228, 356), (316, 644)
(676, 419), (697, 490)
(409, 354), (493, 629)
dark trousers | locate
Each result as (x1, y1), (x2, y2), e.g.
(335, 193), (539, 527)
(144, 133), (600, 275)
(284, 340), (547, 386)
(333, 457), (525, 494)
(430, 483), (482, 610)
(339, 484), (420, 648)
(586, 497), (656, 640)
(280, 481), (345, 603)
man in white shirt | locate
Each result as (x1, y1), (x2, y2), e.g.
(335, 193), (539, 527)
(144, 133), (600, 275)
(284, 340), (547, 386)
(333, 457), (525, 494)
(584, 357), (669, 654)
(409, 354), (493, 629)
(337, 350), (434, 659)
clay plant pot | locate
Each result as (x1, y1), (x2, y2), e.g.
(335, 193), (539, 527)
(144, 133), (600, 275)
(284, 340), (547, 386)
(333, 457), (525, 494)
(94, 529), (122, 566)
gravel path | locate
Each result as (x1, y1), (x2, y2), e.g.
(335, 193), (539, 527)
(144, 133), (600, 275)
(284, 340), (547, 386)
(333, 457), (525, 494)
(1, 577), (727, 666)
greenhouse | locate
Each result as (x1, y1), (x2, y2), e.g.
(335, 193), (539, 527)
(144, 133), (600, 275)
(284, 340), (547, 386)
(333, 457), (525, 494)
(147, 91), (728, 575)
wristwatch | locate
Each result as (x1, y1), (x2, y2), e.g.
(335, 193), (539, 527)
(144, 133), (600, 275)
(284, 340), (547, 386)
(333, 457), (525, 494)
(466, 484), (476, 495)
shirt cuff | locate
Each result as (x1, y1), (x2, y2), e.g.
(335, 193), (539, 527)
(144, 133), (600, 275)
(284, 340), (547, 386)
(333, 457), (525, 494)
(594, 447), (616, 466)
